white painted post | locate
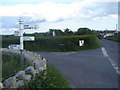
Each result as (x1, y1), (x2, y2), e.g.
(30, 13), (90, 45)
(116, 24), (117, 31)
(19, 17), (24, 50)
(19, 17), (24, 64)
(53, 31), (56, 37)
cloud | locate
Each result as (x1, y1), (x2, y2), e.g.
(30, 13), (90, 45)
(0, 28), (18, 35)
(0, 1), (117, 22)
(1, 28), (17, 31)
(92, 14), (118, 21)
(0, 1), (85, 22)
(0, 0), (118, 3)
(0, 1), (118, 34)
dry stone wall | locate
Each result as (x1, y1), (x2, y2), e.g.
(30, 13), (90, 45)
(0, 48), (47, 89)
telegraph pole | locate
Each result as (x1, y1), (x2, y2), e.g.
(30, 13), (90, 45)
(53, 30), (56, 37)
(19, 17), (24, 64)
(116, 24), (117, 31)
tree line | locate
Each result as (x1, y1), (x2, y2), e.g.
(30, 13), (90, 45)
(32, 27), (100, 37)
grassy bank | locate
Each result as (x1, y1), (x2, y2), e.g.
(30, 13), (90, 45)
(19, 64), (70, 89)
(105, 34), (120, 42)
(2, 53), (28, 81)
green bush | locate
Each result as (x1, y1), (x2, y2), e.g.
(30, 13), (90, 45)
(2, 35), (19, 48)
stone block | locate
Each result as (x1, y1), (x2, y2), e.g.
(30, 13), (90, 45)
(15, 71), (32, 81)
(3, 77), (17, 88)
(25, 66), (38, 76)
(16, 80), (24, 87)
(15, 71), (25, 80)
(32, 59), (47, 72)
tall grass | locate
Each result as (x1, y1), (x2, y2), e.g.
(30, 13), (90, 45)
(2, 53), (28, 81)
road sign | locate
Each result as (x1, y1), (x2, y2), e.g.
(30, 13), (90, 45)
(24, 25), (34, 29)
(79, 40), (84, 46)
(8, 44), (20, 50)
(24, 25), (39, 29)
(34, 25), (39, 29)
(23, 36), (35, 41)
(14, 31), (20, 36)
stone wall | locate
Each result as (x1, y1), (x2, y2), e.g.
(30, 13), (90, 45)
(0, 48), (47, 89)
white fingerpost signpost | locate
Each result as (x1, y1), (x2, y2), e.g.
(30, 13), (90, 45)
(8, 17), (38, 63)
(14, 17), (38, 64)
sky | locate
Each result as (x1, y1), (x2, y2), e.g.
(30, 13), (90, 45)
(0, 0), (119, 35)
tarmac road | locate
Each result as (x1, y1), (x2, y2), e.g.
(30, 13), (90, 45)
(37, 39), (119, 88)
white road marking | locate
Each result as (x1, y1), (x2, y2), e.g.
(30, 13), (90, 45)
(65, 52), (77, 55)
(101, 47), (120, 75)
(101, 47), (108, 57)
(51, 52), (77, 56)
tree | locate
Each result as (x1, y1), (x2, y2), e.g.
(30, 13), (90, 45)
(49, 29), (64, 36)
(64, 28), (74, 35)
(76, 28), (93, 35)
(64, 28), (70, 34)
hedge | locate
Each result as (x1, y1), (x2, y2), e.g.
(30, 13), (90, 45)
(2, 35), (100, 52)
(24, 35), (100, 52)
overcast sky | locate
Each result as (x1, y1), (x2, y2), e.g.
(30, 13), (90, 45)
(0, 0), (118, 35)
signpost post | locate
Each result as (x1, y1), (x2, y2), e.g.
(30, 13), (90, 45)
(53, 31), (56, 37)
(19, 17), (24, 64)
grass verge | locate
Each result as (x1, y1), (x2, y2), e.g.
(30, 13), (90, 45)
(105, 35), (120, 42)
(105, 36), (120, 42)
(2, 53), (28, 81)
(19, 64), (70, 89)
